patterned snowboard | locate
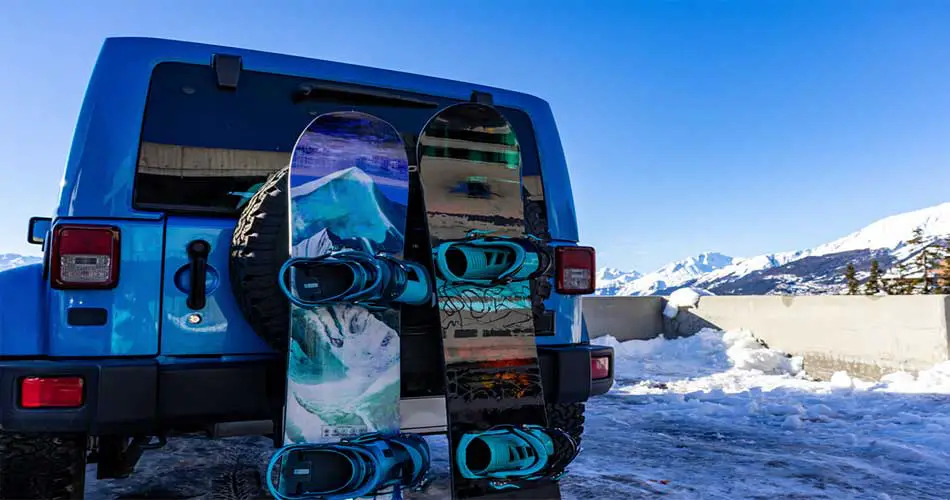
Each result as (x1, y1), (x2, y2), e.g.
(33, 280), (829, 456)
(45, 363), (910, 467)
(417, 102), (562, 499)
(279, 111), (409, 497)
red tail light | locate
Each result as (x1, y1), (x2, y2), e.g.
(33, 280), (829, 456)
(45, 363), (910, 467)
(591, 355), (611, 380)
(555, 246), (595, 295)
(20, 376), (85, 408)
(50, 224), (120, 289)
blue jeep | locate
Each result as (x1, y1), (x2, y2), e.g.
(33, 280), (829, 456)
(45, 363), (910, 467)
(0, 37), (614, 498)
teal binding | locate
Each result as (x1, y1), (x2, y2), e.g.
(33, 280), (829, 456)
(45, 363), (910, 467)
(267, 431), (431, 500)
(432, 230), (549, 286)
(278, 249), (431, 309)
(455, 424), (580, 491)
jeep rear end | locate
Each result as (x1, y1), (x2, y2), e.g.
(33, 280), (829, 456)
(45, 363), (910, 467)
(0, 37), (613, 498)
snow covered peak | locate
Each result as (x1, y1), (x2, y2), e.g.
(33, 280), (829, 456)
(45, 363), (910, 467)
(809, 202), (950, 256)
(0, 253), (41, 271)
(693, 253), (798, 287)
(596, 252), (734, 296)
(652, 252), (734, 279)
(597, 267), (640, 282)
(597, 202), (950, 297)
(595, 267), (643, 296)
(699, 202), (950, 286)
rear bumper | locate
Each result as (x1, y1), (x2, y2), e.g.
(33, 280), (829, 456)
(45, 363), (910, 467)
(538, 343), (614, 404)
(0, 358), (282, 435)
(0, 343), (613, 436)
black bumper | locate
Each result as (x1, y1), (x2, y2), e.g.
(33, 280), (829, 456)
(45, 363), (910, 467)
(0, 344), (613, 435)
(0, 358), (283, 435)
(537, 344), (614, 404)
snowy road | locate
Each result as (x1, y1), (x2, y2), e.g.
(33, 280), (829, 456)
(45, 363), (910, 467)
(87, 329), (950, 499)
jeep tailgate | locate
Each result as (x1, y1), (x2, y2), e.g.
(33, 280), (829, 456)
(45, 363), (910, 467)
(160, 215), (272, 355)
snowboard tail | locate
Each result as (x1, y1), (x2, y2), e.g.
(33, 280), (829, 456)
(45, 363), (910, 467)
(274, 111), (430, 499)
(418, 103), (575, 499)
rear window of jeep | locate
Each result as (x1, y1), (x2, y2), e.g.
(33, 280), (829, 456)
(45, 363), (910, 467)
(133, 62), (543, 215)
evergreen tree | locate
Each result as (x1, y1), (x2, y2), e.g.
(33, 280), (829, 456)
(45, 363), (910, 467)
(900, 226), (931, 294)
(845, 263), (859, 295)
(935, 238), (950, 294)
(890, 258), (919, 295)
(924, 242), (944, 293)
(883, 259), (905, 295)
(937, 257), (950, 294)
(865, 259), (881, 295)
(907, 226), (926, 246)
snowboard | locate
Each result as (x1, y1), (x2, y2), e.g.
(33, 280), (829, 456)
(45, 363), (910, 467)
(268, 111), (430, 500)
(417, 103), (577, 499)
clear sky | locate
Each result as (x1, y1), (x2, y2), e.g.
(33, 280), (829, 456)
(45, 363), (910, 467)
(2, 0), (950, 271)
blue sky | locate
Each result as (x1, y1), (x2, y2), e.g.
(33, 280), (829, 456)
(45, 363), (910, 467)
(2, 0), (950, 271)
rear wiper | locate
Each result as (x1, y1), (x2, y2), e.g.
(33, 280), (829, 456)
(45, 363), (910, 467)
(292, 82), (439, 108)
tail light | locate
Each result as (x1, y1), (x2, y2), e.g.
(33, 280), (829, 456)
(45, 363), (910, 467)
(50, 224), (120, 289)
(555, 246), (595, 294)
(591, 355), (611, 380)
(20, 376), (85, 408)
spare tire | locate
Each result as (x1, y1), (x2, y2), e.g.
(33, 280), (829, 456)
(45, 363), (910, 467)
(230, 166), (291, 353)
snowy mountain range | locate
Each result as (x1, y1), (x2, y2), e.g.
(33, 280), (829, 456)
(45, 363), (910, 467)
(0, 253), (41, 271)
(596, 202), (950, 297)
(5, 202), (950, 297)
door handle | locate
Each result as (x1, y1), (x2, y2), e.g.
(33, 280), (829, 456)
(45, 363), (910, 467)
(186, 240), (211, 310)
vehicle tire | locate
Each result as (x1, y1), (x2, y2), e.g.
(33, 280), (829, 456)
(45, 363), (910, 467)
(0, 432), (87, 499)
(230, 166), (291, 353)
(546, 402), (586, 449)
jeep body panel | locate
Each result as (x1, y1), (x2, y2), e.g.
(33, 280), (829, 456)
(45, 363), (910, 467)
(53, 36), (586, 350)
(161, 216), (268, 355)
(0, 37), (613, 439)
(0, 264), (47, 356)
(57, 37), (579, 242)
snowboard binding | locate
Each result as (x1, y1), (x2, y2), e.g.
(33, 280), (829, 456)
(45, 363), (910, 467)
(279, 248), (431, 310)
(455, 424), (581, 491)
(433, 230), (551, 287)
(267, 431), (432, 500)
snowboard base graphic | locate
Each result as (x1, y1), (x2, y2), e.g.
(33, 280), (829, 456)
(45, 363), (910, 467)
(269, 111), (429, 500)
(417, 103), (577, 499)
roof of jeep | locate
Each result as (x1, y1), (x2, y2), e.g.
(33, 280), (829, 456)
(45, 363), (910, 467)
(111, 36), (552, 114)
(56, 36), (579, 241)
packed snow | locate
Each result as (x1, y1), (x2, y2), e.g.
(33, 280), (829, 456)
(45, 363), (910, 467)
(662, 286), (712, 318)
(86, 328), (950, 499)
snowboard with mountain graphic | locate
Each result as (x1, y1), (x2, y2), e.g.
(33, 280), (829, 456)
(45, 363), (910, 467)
(269, 111), (430, 500)
(417, 102), (576, 499)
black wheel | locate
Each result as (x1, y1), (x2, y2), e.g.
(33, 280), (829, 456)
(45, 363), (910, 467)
(546, 402), (586, 449)
(0, 432), (87, 499)
(230, 166), (291, 353)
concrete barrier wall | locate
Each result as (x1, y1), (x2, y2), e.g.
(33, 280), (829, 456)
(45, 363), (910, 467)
(582, 295), (950, 380)
(582, 296), (665, 342)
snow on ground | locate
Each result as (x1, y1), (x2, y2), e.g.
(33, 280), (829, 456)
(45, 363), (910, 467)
(87, 329), (950, 499)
